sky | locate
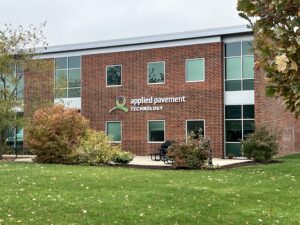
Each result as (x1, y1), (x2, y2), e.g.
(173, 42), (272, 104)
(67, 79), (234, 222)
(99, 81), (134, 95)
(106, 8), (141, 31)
(0, 0), (246, 46)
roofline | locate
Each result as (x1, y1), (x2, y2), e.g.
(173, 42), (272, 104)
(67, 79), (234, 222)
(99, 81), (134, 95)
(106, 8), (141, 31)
(38, 25), (252, 55)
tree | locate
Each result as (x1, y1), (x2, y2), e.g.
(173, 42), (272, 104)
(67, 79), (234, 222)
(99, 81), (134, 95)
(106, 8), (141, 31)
(237, 0), (300, 116)
(0, 23), (48, 158)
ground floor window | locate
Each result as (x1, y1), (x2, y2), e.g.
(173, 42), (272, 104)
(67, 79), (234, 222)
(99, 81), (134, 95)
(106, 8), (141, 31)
(148, 120), (165, 143)
(106, 121), (122, 143)
(225, 105), (255, 157)
(186, 120), (205, 139)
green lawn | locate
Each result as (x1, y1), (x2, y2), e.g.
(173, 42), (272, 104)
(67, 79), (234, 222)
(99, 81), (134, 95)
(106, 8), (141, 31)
(0, 155), (300, 225)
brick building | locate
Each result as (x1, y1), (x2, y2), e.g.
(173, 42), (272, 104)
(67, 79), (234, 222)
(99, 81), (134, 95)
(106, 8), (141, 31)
(23, 25), (300, 157)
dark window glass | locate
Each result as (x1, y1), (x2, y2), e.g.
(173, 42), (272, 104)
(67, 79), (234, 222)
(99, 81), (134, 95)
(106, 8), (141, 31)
(225, 42), (241, 57)
(243, 120), (255, 138)
(225, 120), (242, 142)
(55, 57), (68, 69)
(243, 79), (254, 90)
(149, 121), (165, 142)
(225, 80), (242, 91)
(187, 121), (204, 139)
(68, 56), (80, 68)
(107, 66), (121, 86)
(68, 88), (81, 98)
(243, 105), (255, 119)
(148, 62), (165, 84)
(68, 69), (81, 87)
(242, 41), (253, 55)
(225, 106), (242, 119)
(226, 143), (242, 157)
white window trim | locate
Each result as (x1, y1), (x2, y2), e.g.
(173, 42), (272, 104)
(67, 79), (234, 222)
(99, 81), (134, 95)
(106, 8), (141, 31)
(147, 120), (165, 143)
(185, 119), (206, 141)
(147, 61), (166, 85)
(185, 58), (205, 82)
(106, 121), (122, 143)
(106, 65), (122, 87)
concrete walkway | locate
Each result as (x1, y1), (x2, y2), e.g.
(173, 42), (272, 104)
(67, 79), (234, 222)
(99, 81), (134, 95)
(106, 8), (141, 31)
(3, 155), (252, 167)
(129, 156), (251, 167)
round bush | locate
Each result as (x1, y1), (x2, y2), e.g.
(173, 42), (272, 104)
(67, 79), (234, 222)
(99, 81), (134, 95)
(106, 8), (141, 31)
(242, 126), (279, 162)
(26, 105), (89, 164)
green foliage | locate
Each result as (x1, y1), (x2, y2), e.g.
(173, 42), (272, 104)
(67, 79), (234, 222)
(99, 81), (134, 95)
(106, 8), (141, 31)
(0, 23), (49, 158)
(237, 0), (300, 116)
(167, 136), (210, 169)
(242, 126), (279, 162)
(112, 151), (134, 164)
(25, 105), (89, 164)
(78, 129), (121, 165)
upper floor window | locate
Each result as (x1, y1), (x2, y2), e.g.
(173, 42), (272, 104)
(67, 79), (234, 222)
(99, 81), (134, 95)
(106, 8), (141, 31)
(186, 58), (205, 82)
(106, 65), (122, 86)
(148, 61), (165, 84)
(225, 41), (254, 91)
(55, 56), (81, 98)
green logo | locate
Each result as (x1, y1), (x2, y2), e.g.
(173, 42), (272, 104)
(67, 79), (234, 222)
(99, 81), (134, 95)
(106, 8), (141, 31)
(109, 96), (129, 113)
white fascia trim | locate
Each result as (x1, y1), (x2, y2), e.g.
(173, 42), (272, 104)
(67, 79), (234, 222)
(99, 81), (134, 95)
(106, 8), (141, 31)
(37, 36), (221, 59)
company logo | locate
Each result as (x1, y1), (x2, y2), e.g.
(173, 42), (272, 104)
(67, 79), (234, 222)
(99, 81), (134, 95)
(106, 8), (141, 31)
(109, 96), (129, 113)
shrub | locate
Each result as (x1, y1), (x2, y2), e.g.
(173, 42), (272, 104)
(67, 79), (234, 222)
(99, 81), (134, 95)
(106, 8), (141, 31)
(242, 126), (279, 162)
(167, 136), (210, 169)
(78, 129), (121, 165)
(112, 151), (134, 164)
(26, 105), (89, 164)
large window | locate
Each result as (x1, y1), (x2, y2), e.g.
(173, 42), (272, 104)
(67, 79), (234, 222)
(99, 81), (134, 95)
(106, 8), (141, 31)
(225, 105), (255, 156)
(186, 58), (205, 82)
(106, 121), (122, 143)
(106, 65), (122, 86)
(55, 56), (81, 98)
(148, 120), (165, 143)
(225, 41), (254, 91)
(186, 120), (205, 139)
(148, 61), (165, 84)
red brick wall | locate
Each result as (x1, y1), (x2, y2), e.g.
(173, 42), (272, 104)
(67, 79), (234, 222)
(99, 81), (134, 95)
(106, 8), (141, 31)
(255, 71), (300, 155)
(24, 60), (54, 117)
(81, 43), (224, 157)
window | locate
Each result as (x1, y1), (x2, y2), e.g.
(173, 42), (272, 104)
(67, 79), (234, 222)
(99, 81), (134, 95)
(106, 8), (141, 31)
(55, 56), (81, 98)
(225, 41), (254, 91)
(186, 120), (205, 139)
(106, 121), (122, 143)
(225, 105), (255, 156)
(148, 120), (165, 143)
(106, 65), (122, 86)
(186, 58), (205, 82)
(148, 61), (165, 84)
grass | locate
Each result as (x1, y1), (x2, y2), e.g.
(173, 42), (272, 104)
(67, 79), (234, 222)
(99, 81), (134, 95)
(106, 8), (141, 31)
(0, 155), (300, 225)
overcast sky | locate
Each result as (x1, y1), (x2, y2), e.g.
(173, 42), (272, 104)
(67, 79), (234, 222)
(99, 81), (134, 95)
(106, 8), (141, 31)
(0, 0), (245, 46)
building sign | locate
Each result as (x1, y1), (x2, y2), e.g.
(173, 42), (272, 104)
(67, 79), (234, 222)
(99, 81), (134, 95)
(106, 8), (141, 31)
(109, 96), (129, 113)
(109, 96), (186, 113)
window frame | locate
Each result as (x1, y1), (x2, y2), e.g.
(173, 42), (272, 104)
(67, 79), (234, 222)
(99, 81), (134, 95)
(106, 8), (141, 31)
(185, 58), (205, 82)
(224, 41), (254, 92)
(147, 120), (166, 144)
(185, 119), (205, 141)
(147, 61), (166, 85)
(106, 65), (122, 87)
(54, 56), (82, 98)
(106, 121), (122, 143)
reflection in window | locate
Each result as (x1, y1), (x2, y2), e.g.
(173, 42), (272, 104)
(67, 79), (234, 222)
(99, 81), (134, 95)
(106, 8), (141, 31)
(107, 65), (122, 86)
(148, 62), (165, 84)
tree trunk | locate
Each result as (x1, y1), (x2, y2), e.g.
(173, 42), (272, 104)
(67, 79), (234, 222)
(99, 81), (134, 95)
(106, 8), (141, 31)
(0, 129), (7, 159)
